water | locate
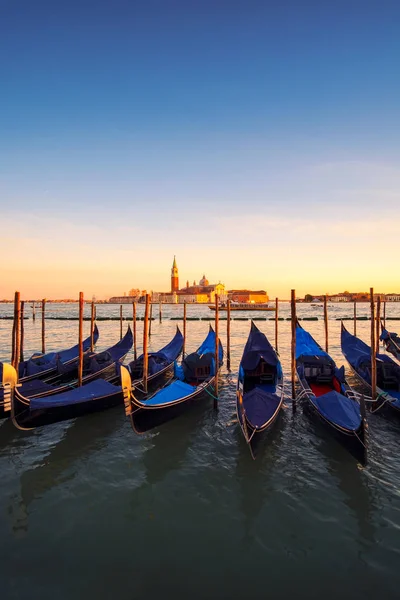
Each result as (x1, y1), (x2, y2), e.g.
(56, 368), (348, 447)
(1, 302), (400, 599)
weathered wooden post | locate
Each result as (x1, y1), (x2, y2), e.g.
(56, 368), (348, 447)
(323, 295), (329, 352)
(291, 289), (296, 411)
(227, 299), (231, 371)
(20, 300), (25, 363)
(376, 296), (381, 355)
(133, 302), (137, 361)
(159, 299), (162, 323)
(214, 293), (219, 409)
(275, 297), (279, 352)
(78, 292), (84, 386)
(143, 294), (150, 394)
(383, 298), (386, 329)
(354, 300), (357, 336)
(370, 288), (376, 401)
(11, 293), (17, 365)
(90, 301), (95, 352)
(41, 299), (46, 354)
(32, 301), (36, 321)
(183, 301), (187, 358)
(11, 292), (21, 369)
(149, 302), (153, 338)
(120, 305), (123, 341)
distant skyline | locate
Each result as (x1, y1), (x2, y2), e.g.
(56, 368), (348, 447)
(1, 1), (400, 299)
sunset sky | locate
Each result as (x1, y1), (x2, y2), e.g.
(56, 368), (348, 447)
(1, 1), (400, 299)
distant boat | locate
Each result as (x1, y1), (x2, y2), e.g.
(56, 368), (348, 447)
(236, 322), (284, 459)
(209, 301), (275, 312)
(297, 321), (367, 463)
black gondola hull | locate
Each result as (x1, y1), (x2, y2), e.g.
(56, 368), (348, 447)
(130, 384), (214, 434)
(12, 389), (125, 429)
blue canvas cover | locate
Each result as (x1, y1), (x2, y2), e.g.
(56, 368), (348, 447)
(19, 378), (57, 397)
(30, 379), (120, 410)
(380, 328), (397, 341)
(128, 328), (183, 376)
(241, 322), (279, 370)
(312, 390), (361, 431)
(20, 325), (100, 377)
(197, 327), (224, 363)
(243, 387), (281, 428)
(106, 326), (133, 362)
(296, 324), (331, 361)
(341, 325), (393, 374)
(144, 379), (196, 406)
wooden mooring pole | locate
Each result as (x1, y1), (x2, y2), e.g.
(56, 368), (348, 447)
(143, 294), (150, 394)
(90, 301), (95, 352)
(12, 292), (21, 370)
(323, 295), (328, 352)
(383, 299), (386, 329)
(214, 294), (219, 409)
(370, 288), (376, 401)
(149, 302), (153, 338)
(41, 299), (46, 354)
(354, 301), (357, 336)
(291, 289), (296, 411)
(376, 296), (381, 355)
(120, 305), (123, 341)
(32, 301), (36, 321)
(133, 302), (137, 361)
(183, 301), (187, 358)
(159, 300), (162, 323)
(78, 292), (84, 387)
(227, 299), (231, 371)
(20, 300), (25, 363)
(275, 297), (279, 352)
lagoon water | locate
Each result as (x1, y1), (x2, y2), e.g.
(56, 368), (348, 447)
(1, 302), (400, 600)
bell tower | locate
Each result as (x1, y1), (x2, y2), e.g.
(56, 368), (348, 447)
(171, 256), (179, 292)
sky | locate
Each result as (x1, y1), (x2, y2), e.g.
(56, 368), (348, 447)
(1, 0), (400, 299)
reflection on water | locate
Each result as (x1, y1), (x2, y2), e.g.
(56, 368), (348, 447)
(1, 303), (400, 599)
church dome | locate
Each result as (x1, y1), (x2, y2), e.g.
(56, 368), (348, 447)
(199, 274), (209, 286)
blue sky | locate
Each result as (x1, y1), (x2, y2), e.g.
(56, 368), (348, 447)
(1, 0), (400, 298)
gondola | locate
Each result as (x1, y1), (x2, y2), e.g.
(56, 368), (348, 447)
(126, 326), (223, 433)
(9, 362), (132, 430)
(236, 321), (284, 459)
(124, 326), (184, 391)
(15, 326), (133, 400)
(341, 322), (400, 415)
(18, 324), (100, 382)
(296, 321), (367, 463)
(380, 326), (400, 361)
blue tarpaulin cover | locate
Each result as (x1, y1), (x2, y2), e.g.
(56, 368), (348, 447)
(341, 325), (393, 373)
(129, 327), (183, 374)
(296, 324), (331, 361)
(241, 321), (279, 370)
(243, 387), (281, 428)
(312, 390), (361, 431)
(197, 327), (224, 362)
(20, 325), (100, 377)
(30, 378), (120, 410)
(143, 379), (196, 406)
(380, 328), (397, 341)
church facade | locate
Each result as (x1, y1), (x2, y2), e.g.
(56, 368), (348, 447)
(156, 257), (226, 303)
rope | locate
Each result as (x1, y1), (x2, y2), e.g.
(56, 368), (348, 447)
(203, 385), (219, 401)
